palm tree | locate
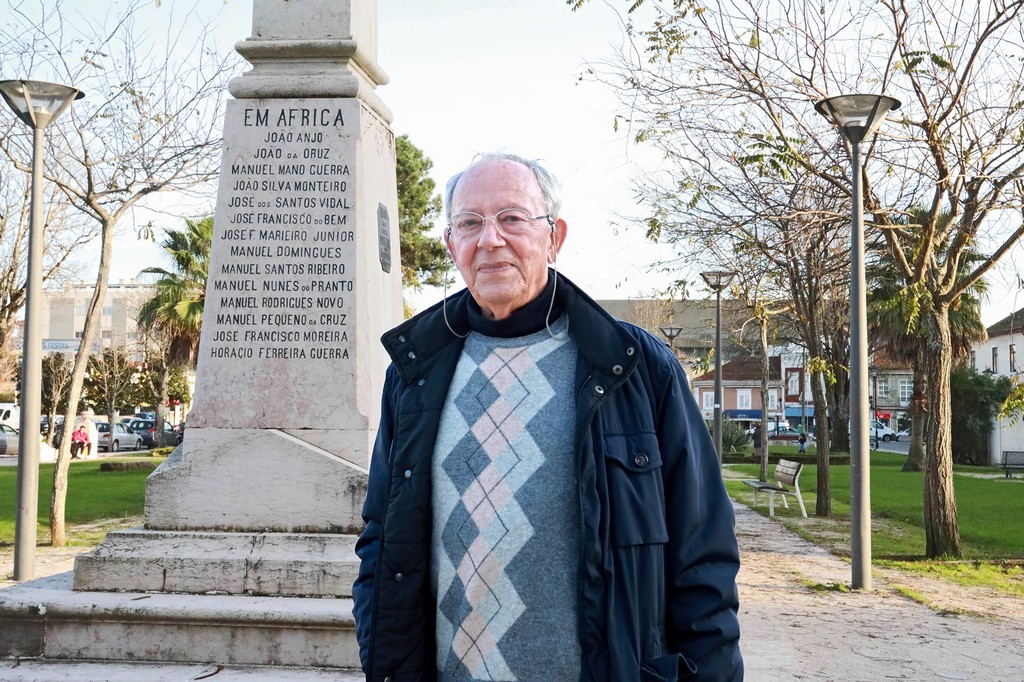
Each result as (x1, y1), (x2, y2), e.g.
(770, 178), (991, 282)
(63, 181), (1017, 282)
(137, 216), (212, 366)
(868, 210), (987, 472)
(136, 216), (211, 447)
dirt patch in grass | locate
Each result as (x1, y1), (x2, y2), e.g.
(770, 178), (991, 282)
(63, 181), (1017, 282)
(0, 516), (142, 588)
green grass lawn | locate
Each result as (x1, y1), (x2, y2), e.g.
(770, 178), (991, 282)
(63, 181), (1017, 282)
(0, 457), (162, 546)
(726, 450), (1024, 559)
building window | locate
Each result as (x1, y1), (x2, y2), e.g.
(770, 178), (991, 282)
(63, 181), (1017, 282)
(768, 389), (778, 411)
(876, 377), (889, 399)
(702, 391), (714, 411)
(785, 369), (802, 401)
(102, 306), (113, 316)
(74, 331), (83, 339)
(899, 380), (913, 404)
(74, 306), (87, 315)
(736, 389), (752, 410)
(1011, 343), (1017, 373)
(992, 347), (998, 373)
(101, 330), (112, 339)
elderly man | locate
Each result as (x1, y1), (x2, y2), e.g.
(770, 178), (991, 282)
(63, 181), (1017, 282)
(353, 153), (742, 681)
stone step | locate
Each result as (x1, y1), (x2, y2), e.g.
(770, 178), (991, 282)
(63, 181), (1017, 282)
(73, 528), (359, 597)
(0, 573), (361, 670)
(0, 659), (362, 681)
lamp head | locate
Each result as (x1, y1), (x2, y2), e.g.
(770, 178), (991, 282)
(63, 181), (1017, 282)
(700, 270), (735, 293)
(660, 326), (684, 342)
(0, 79), (84, 129)
(814, 94), (900, 144)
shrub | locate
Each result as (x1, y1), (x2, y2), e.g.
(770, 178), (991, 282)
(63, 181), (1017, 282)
(99, 461), (157, 472)
(719, 419), (752, 454)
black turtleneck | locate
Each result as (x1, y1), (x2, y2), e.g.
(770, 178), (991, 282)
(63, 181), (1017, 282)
(466, 270), (565, 338)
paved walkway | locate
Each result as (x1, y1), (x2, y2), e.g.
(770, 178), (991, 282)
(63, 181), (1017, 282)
(3, 503), (1023, 680)
(736, 503), (1024, 681)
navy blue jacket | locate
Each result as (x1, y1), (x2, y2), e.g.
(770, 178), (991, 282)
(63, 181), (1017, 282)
(353, 273), (742, 681)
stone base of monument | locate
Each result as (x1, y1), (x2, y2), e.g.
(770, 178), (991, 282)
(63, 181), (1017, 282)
(0, 573), (360, 668)
(1, 427), (372, 671)
(69, 429), (367, 598)
(72, 529), (359, 597)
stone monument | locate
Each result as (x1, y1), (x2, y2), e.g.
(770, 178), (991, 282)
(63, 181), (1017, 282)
(0, 0), (399, 669)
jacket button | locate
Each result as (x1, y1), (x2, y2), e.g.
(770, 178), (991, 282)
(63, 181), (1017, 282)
(594, 385), (604, 396)
(398, 335), (406, 343)
(626, 346), (635, 356)
(404, 469), (412, 478)
(635, 452), (649, 467)
(394, 573), (403, 582)
(612, 364), (623, 375)
(408, 351), (416, 360)
(418, 378), (425, 386)
(385, 678), (392, 682)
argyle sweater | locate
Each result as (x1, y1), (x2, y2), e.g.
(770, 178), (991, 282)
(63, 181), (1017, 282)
(430, 314), (581, 681)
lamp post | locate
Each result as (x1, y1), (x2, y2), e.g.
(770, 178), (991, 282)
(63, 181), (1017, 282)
(659, 326), (683, 360)
(700, 271), (735, 464)
(815, 93), (900, 590)
(0, 79), (84, 581)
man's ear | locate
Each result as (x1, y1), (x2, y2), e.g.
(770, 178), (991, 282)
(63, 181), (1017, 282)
(549, 218), (568, 261)
(445, 228), (457, 261)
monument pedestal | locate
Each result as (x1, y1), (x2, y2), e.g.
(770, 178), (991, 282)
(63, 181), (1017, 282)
(0, 573), (359, 668)
(0, 1), (400, 672)
(72, 528), (359, 597)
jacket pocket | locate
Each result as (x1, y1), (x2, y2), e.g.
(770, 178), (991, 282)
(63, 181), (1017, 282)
(640, 652), (697, 681)
(603, 433), (669, 546)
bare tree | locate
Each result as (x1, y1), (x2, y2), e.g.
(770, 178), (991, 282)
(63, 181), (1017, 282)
(40, 353), (75, 445)
(0, 0), (237, 545)
(579, 0), (1024, 558)
(0, 160), (93, 367)
(84, 345), (139, 426)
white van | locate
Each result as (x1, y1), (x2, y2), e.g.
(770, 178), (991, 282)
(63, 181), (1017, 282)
(0, 403), (19, 427)
(869, 420), (899, 442)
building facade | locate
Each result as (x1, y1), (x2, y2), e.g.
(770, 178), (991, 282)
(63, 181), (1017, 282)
(596, 297), (750, 380)
(42, 280), (155, 357)
(690, 355), (786, 431)
(978, 307), (1024, 464)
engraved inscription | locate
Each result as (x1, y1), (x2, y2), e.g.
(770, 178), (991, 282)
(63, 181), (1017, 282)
(209, 104), (355, 362)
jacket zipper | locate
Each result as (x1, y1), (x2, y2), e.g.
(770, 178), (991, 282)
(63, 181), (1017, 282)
(575, 371), (608, 676)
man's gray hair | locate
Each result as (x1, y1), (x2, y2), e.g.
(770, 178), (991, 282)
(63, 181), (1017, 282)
(444, 152), (562, 222)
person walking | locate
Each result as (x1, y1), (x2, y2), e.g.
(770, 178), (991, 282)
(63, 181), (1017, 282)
(353, 153), (742, 681)
(798, 431), (807, 454)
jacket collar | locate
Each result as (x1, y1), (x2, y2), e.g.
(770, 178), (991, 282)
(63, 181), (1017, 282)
(381, 271), (640, 387)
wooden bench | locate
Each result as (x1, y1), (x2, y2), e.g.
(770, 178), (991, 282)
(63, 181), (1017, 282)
(1002, 451), (1024, 478)
(743, 459), (807, 517)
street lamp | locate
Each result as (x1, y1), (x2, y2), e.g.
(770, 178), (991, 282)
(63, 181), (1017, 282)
(660, 326), (683, 359)
(0, 79), (84, 581)
(700, 271), (735, 464)
(815, 93), (900, 591)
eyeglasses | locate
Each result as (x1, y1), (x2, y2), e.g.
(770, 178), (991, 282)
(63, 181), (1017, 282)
(448, 207), (552, 241)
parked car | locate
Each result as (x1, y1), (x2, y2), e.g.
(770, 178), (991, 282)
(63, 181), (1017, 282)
(0, 423), (20, 456)
(896, 427), (911, 440)
(869, 420), (899, 442)
(767, 426), (803, 441)
(40, 415), (66, 435)
(97, 422), (143, 452)
(129, 419), (178, 448)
